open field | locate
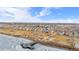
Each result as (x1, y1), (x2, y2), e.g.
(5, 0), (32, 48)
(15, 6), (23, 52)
(0, 23), (79, 50)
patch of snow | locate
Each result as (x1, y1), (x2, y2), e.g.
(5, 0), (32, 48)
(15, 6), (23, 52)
(0, 34), (66, 51)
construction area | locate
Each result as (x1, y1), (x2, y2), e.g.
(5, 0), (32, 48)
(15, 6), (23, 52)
(0, 23), (79, 50)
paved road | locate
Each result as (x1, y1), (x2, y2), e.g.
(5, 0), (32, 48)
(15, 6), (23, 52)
(0, 34), (66, 51)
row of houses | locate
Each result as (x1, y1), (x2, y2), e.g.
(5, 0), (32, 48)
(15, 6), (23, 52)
(0, 23), (79, 37)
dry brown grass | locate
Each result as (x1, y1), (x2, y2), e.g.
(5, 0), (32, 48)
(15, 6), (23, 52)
(0, 28), (79, 50)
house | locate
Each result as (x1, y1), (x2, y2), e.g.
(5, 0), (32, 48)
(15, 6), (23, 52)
(69, 29), (79, 37)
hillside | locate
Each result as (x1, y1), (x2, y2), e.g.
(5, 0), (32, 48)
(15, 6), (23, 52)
(0, 23), (79, 50)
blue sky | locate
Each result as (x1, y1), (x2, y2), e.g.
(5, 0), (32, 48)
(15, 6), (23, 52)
(0, 7), (79, 23)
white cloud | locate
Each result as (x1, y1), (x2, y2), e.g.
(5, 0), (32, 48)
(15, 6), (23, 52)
(43, 19), (79, 23)
(36, 7), (52, 17)
(0, 7), (33, 22)
(0, 7), (79, 23)
(36, 7), (62, 17)
(0, 7), (42, 22)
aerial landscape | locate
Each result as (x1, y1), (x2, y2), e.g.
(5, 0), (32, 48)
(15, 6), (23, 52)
(0, 23), (79, 51)
(0, 7), (79, 51)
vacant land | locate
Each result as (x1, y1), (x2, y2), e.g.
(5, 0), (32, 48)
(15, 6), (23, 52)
(0, 23), (79, 50)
